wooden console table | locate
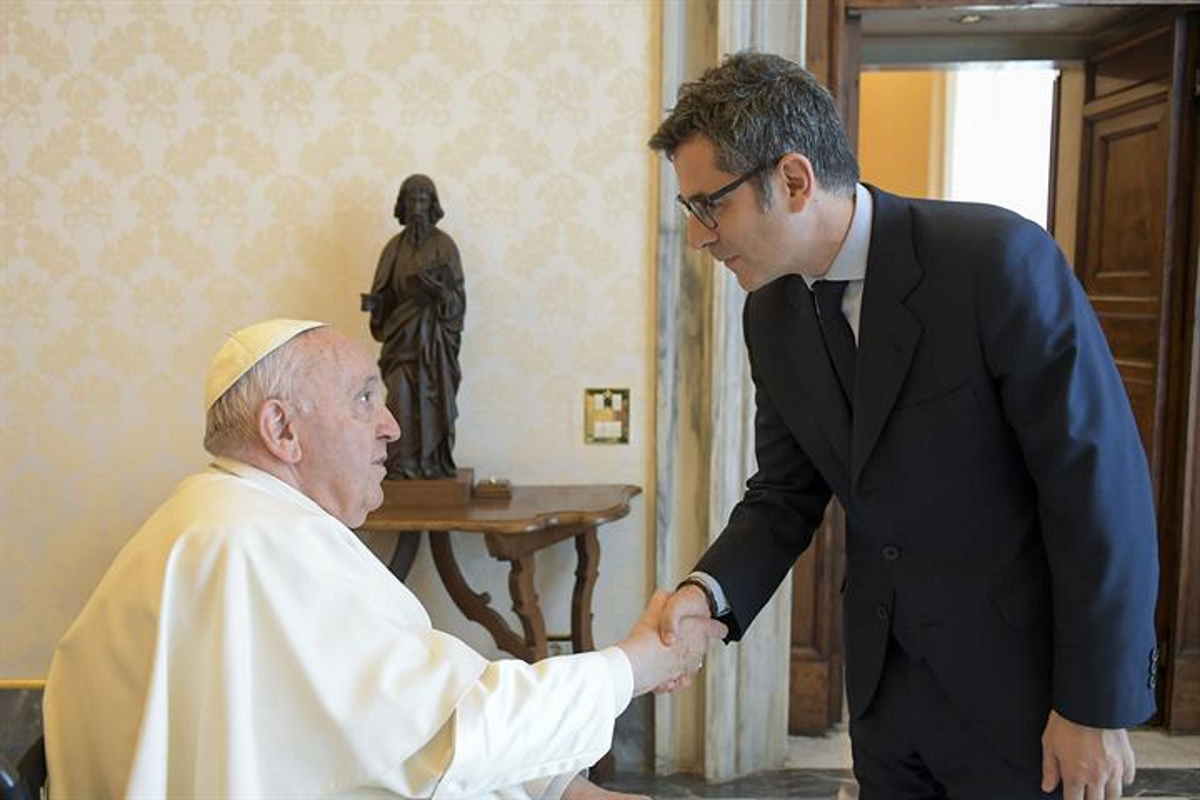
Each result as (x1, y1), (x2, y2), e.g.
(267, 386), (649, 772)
(359, 484), (641, 663)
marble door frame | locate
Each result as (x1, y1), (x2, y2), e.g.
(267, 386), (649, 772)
(652, 0), (807, 780)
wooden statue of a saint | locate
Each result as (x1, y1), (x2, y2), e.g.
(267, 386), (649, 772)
(364, 174), (465, 479)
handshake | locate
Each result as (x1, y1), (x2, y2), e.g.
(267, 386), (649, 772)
(616, 587), (727, 696)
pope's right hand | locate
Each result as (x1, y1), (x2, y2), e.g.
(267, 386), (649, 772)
(618, 590), (725, 696)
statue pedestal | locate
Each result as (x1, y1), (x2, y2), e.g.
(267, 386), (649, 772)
(381, 467), (473, 507)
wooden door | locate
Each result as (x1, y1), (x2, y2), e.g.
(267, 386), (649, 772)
(1073, 11), (1198, 727)
(788, 4), (859, 734)
(788, 503), (846, 732)
(1076, 20), (1174, 474)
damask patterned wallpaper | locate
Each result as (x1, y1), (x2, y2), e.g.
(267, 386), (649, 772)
(1, 1), (657, 676)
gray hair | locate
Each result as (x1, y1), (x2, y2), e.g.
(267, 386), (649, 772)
(203, 328), (320, 457)
(648, 51), (859, 203)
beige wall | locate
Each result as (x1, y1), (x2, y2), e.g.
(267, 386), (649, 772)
(1, 1), (658, 677)
(858, 70), (946, 199)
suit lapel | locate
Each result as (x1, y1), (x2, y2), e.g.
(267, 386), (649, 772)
(851, 188), (923, 489)
(780, 276), (853, 476)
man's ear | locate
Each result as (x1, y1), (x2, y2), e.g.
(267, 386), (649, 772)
(258, 398), (302, 464)
(779, 153), (816, 213)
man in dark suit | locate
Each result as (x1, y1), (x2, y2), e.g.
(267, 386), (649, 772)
(650, 52), (1159, 799)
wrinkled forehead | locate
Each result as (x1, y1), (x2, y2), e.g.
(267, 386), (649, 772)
(302, 329), (380, 391)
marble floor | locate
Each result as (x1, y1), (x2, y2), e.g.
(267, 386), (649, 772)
(603, 727), (1200, 799)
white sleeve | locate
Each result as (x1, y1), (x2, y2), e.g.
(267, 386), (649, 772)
(502, 770), (579, 800)
(431, 647), (632, 799)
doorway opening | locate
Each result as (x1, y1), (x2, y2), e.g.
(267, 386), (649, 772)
(859, 64), (1060, 228)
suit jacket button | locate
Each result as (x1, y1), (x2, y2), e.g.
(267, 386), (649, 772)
(876, 604), (889, 620)
(882, 544), (901, 561)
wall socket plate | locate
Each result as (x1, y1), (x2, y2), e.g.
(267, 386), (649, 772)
(584, 387), (630, 444)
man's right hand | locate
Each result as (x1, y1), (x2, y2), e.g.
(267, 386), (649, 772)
(659, 584), (713, 646)
(618, 590), (726, 696)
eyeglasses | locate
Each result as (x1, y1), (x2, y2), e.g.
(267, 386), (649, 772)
(676, 159), (778, 230)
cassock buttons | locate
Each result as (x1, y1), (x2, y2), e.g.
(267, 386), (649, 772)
(1148, 646), (1160, 690)
(881, 544), (901, 561)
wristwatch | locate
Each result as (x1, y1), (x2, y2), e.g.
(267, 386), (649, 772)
(678, 577), (719, 617)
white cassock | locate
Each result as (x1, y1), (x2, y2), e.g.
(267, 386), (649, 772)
(44, 458), (632, 799)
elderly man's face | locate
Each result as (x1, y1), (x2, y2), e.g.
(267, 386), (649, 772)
(292, 329), (400, 528)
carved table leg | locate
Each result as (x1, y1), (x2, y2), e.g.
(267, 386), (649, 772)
(508, 554), (549, 662)
(428, 532), (533, 661)
(571, 526), (600, 653)
(569, 525), (614, 780)
(386, 532), (422, 582)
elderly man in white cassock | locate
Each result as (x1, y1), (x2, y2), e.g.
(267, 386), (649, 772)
(44, 319), (723, 799)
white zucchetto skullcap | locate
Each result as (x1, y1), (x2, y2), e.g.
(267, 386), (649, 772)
(204, 318), (328, 410)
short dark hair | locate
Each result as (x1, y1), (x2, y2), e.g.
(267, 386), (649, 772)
(649, 51), (859, 200)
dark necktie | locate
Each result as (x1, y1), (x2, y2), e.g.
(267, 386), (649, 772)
(812, 280), (857, 407)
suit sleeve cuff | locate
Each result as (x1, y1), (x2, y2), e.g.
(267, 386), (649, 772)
(685, 571), (731, 616)
(1053, 642), (1157, 728)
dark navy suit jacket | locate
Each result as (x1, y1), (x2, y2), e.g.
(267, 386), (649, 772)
(695, 186), (1159, 767)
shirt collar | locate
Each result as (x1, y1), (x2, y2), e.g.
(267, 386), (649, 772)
(209, 455), (336, 522)
(802, 182), (872, 289)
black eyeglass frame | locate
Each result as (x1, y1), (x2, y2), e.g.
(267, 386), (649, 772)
(675, 157), (780, 230)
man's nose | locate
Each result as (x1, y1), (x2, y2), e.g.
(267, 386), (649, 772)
(685, 215), (717, 250)
(379, 408), (401, 442)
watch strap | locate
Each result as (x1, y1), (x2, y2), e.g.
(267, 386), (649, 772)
(678, 577), (719, 618)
